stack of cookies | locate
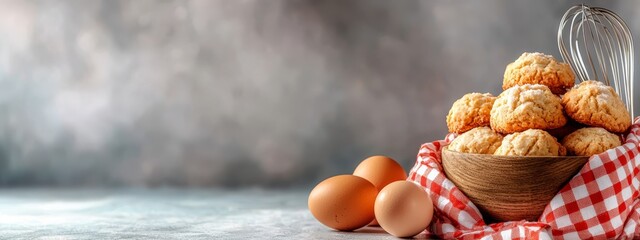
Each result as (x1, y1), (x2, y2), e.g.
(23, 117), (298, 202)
(446, 52), (631, 156)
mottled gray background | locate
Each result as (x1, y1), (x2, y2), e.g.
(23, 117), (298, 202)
(0, 0), (637, 188)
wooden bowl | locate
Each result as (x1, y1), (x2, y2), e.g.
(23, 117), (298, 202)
(441, 148), (589, 222)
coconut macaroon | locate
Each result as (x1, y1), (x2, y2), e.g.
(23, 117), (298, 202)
(490, 84), (567, 134)
(562, 80), (631, 133)
(494, 129), (566, 156)
(503, 52), (575, 94)
(562, 127), (622, 156)
(448, 127), (503, 154)
(446, 93), (496, 134)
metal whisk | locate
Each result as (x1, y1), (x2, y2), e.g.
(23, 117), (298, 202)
(558, 4), (635, 119)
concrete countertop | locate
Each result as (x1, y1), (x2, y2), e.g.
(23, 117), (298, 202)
(0, 188), (430, 239)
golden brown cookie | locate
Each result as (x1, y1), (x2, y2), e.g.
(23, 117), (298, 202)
(446, 93), (496, 133)
(448, 127), (503, 154)
(562, 127), (622, 156)
(561, 80), (631, 133)
(503, 52), (575, 94)
(490, 84), (567, 134)
(494, 129), (566, 156)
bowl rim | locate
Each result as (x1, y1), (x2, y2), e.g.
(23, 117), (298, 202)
(442, 147), (591, 159)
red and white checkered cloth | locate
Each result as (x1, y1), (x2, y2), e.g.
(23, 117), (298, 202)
(408, 117), (640, 239)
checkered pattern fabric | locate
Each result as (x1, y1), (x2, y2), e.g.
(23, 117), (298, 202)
(408, 117), (640, 239)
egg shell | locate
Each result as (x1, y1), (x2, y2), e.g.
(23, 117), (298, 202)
(353, 156), (407, 191)
(308, 175), (377, 231)
(375, 181), (434, 238)
(353, 156), (407, 226)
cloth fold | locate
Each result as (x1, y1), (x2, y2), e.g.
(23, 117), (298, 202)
(408, 118), (640, 239)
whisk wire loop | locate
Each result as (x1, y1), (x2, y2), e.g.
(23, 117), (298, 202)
(558, 4), (635, 119)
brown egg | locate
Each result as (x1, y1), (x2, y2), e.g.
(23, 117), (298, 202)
(353, 156), (407, 226)
(353, 156), (407, 191)
(308, 175), (377, 231)
(375, 181), (434, 238)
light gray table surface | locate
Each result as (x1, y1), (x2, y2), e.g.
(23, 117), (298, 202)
(0, 188), (431, 239)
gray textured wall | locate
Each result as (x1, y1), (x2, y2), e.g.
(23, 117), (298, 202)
(0, 0), (637, 187)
